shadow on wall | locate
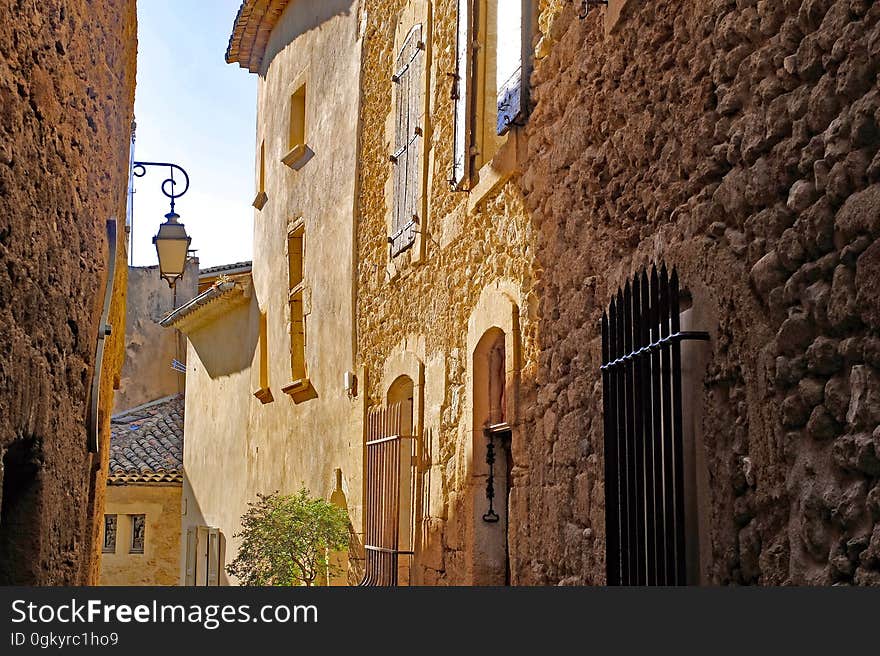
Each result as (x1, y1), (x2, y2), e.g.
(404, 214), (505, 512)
(262, 0), (357, 77)
(187, 301), (258, 379)
(181, 474), (231, 587)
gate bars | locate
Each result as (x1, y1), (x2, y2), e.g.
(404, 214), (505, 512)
(361, 401), (415, 586)
(601, 265), (708, 586)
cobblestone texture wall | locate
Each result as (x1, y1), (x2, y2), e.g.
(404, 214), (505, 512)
(523, 0), (880, 584)
(0, 0), (136, 584)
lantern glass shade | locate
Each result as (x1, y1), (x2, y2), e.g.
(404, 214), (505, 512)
(152, 212), (191, 286)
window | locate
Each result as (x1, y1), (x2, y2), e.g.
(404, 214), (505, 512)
(253, 139), (267, 210)
(129, 514), (145, 554)
(451, 0), (530, 188)
(600, 265), (709, 585)
(253, 311), (273, 404)
(102, 515), (117, 554)
(283, 219), (311, 399)
(389, 25), (425, 257)
(282, 83), (307, 168)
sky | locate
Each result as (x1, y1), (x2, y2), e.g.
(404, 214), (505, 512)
(131, 0), (256, 269)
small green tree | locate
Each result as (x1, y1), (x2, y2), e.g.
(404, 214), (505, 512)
(227, 488), (350, 586)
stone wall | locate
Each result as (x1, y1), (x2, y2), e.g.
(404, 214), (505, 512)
(114, 261), (198, 413)
(356, 0), (542, 584)
(100, 483), (182, 586)
(521, 0), (880, 584)
(0, 0), (136, 584)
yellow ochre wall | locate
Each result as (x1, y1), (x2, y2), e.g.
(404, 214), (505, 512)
(100, 484), (182, 586)
(180, 0), (365, 584)
(354, 0), (565, 584)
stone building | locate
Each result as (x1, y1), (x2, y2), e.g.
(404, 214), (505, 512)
(114, 260), (199, 413)
(176, 0), (879, 587)
(168, 0), (367, 586)
(99, 260), (197, 586)
(0, 0), (136, 584)
(517, 0), (880, 585)
(353, 0), (880, 586)
(100, 394), (183, 586)
(354, 0), (540, 585)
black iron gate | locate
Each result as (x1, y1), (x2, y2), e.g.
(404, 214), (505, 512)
(600, 265), (708, 586)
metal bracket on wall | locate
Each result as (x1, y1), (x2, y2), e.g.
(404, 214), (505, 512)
(483, 433), (500, 523)
(86, 217), (117, 454)
(578, 0), (608, 19)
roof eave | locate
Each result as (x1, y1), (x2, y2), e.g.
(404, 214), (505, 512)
(159, 277), (252, 333)
(225, 0), (292, 74)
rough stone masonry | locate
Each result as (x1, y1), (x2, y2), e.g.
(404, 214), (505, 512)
(0, 0), (136, 584)
(522, 0), (880, 584)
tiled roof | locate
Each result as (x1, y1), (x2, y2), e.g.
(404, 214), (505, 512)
(200, 261), (252, 276)
(159, 277), (251, 333)
(109, 395), (184, 484)
(226, 0), (291, 73)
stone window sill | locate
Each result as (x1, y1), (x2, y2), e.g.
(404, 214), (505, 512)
(252, 190), (268, 211)
(281, 144), (310, 170)
(253, 387), (274, 404)
(467, 130), (522, 214)
(282, 378), (316, 404)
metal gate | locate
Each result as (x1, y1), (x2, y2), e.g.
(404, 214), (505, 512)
(600, 265), (708, 586)
(361, 401), (415, 586)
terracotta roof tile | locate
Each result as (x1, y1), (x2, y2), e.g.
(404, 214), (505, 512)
(109, 395), (184, 484)
(226, 0), (291, 73)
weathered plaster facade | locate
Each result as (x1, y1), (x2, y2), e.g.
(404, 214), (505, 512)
(519, 0), (880, 584)
(177, 0), (365, 584)
(101, 483), (181, 586)
(114, 261), (198, 413)
(0, 0), (136, 584)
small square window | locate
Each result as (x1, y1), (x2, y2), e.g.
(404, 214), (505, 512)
(282, 84), (308, 169)
(130, 514), (145, 554)
(102, 514), (117, 553)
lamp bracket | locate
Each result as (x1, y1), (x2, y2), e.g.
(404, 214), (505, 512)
(132, 161), (190, 214)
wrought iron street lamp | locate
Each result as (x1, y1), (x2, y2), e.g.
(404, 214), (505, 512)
(132, 160), (192, 287)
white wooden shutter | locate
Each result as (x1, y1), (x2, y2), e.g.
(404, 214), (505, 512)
(496, 0), (528, 135)
(451, 0), (472, 188)
(184, 527), (196, 586)
(207, 527), (220, 586)
(390, 25), (423, 256)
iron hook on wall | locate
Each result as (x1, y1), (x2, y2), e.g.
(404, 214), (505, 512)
(578, 0), (608, 19)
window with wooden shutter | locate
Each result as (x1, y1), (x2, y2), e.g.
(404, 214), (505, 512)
(451, 0), (472, 189)
(390, 25), (424, 257)
(453, 0), (531, 189)
(287, 221), (306, 386)
(207, 527), (221, 586)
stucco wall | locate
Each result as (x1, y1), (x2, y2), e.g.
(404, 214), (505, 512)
(182, 0), (364, 584)
(0, 0), (136, 585)
(521, 1), (880, 585)
(100, 483), (181, 586)
(114, 261), (199, 413)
